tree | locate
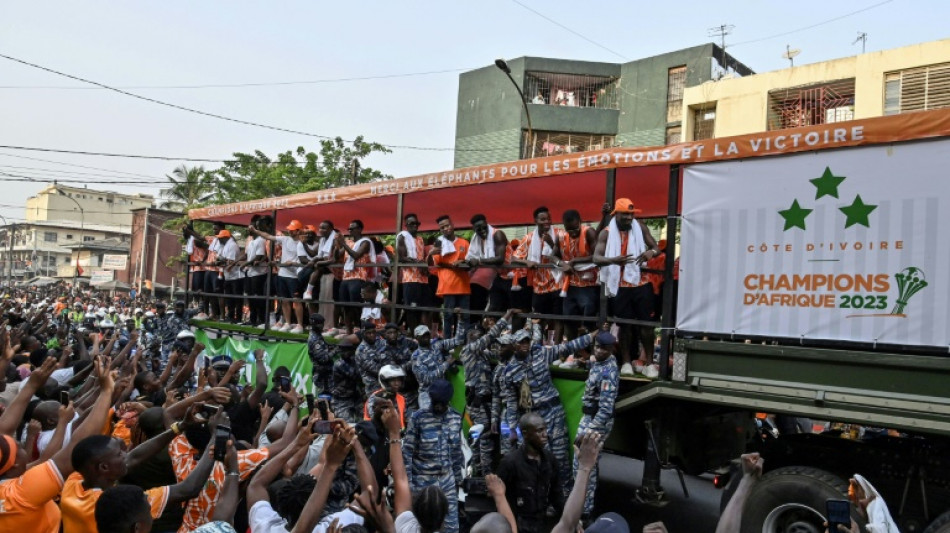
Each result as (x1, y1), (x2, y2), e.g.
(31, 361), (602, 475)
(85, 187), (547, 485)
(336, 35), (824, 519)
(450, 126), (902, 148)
(160, 165), (216, 210)
(213, 136), (391, 203)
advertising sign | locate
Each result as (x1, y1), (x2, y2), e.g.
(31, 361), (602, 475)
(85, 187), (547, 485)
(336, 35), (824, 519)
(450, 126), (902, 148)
(101, 254), (127, 270)
(677, 138), (949, 348)
(90, 270), (114, 285)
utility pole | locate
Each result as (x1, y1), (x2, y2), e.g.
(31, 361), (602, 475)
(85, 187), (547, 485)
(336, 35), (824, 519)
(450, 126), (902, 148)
(708, 24), (734, 79)
(853, 32), (868, 54)
(151, 232), (160, 293)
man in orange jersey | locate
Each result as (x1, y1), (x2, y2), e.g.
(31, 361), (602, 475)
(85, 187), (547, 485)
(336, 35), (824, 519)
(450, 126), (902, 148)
(558, 209), (600, 342)
(396, 213), (431, 332)
(430, 215), (471, 337)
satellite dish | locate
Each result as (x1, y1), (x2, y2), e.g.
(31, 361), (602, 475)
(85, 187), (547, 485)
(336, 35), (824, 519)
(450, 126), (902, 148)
(783, 45), (801, 67)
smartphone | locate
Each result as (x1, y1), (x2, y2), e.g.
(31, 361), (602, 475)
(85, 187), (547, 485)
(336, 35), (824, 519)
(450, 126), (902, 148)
(279, 376), (291, 393)
(317, 399), (330, 422)
(214, 425), (231, 462)
(59, 391), (70, 406)
(200, 404), (219, 419)
(826, 499), (851, 531)
(305, 393), (315, 415)
(312, 420), (334, 434)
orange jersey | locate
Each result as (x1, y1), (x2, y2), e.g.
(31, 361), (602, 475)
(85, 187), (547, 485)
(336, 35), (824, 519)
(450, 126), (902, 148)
(513, 230), (565, 294)
(0, 460), (65, 533)
(643, 251), (666, 294)
(61, 473), (168, 533)
(169, 435), (270, 533)
(432, 237), (471, 296)
(398, 234), (428, 284)
(618, 231), (649, 289)
(342, 238), (374, 282)
(190, 243), (208, 272)
(558, 226), (599, 288)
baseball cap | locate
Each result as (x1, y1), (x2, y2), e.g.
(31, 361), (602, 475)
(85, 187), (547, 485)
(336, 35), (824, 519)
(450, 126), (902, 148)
(513, 330), (532, 343)
(285, 220), (303, 231)
(585, 513), (630, 533)
(413, 325), (430, 337)
(497, 334), (515, 345)
(429, 379), (454, 404)
(304, 224), (318, 233)
(309, 312), (325, 324)
(594, 331), (617, 346)
(216, 229), (231, 239)
(610, 198), (642, 215)
(0, 435), (18, 476)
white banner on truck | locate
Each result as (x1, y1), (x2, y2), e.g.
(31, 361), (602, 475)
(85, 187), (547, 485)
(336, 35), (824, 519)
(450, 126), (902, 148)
(678, 138), (950, 347)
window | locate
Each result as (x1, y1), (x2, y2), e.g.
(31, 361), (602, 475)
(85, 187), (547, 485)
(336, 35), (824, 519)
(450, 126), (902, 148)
(667, 66), (687, 123)
(665, 126), (681, 145)
(526, 131), (616, 158)
(692, 107), (716, 140)
(43, 231), (57, 243)
(66, 234), (74, 240)
(883, 63), (950, 115)
(83, 236), (95, 242)
(767, 79), (856, 130)
(522, 72), (620, 110)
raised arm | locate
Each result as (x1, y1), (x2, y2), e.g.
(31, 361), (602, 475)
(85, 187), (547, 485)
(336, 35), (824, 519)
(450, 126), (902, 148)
(539, 330), (594, 364)
(291, 426), (355, 533)
(246, 350), (267, 409)
(0, 357), (57, 436)
(166, 342), (204, 391)
(381, 400), (412, 516)
(165, 410), (222, 504)
(52, 358), (116, 476)
(715, 453), (763, 533)
(551, 433), (602, 533)
(211, 440), (240, 525)
(27, 403), (73, 469)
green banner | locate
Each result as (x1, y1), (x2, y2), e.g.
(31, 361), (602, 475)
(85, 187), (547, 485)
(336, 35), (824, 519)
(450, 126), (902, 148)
(193, 329), (585, 442)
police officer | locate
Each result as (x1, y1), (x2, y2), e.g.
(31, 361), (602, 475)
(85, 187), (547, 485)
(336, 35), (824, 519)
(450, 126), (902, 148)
(574, 329), (620, 519)
(355, 322), (388, 397)
(403, 379), (464, 533)
(380, 324), (417, 416)
(364, 364), (408, 428)
(307, 313), (333, 394)
(330, 338), (363, 423)
(504, 321), (596, 498)
(491, 333), (517, 464)
(410, 321), (464, 411)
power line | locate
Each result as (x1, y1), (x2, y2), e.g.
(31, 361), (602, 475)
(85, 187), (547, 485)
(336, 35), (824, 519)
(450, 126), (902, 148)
(0, 144), (233, 163)
(0, 67), (477, 90)
(0, 52), (493, 153)
(0, 164), (165, 181)
(730, 0), (894, 47)
(509, 0), (628, 60)
(0, 151), (165, 180)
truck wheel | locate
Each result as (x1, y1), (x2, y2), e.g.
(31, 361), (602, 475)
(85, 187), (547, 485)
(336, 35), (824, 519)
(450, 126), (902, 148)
(924, 510), (950, 533)
(738, 466), (853, 533)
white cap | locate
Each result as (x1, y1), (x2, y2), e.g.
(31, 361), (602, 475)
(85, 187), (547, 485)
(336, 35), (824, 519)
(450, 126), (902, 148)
(145, 311), (155, 318)
(176, 330), (196, 339)
(108, 307), (116, 313)
(413, 325), (430, 337)
(99, 319), (115, 329)
(134, 308), (143, 314)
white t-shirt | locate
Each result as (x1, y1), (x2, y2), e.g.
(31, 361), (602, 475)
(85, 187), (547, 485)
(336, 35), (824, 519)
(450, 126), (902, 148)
(276, 236), (300, 278)
(219, 239), (242, 281)
(50, 367), (75, 385)
(297, 241), (319, 264)
(245, 237), (268, 278)
(248, 500), (289, 533)
(395, 511), (422, 533)
(38, 419), (74, 454)
(314, 509), (364, 532)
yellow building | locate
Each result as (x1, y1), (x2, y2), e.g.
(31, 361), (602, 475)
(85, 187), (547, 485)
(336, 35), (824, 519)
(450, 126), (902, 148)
(25, 184), (154, 227)
(681, 39), (950, 141)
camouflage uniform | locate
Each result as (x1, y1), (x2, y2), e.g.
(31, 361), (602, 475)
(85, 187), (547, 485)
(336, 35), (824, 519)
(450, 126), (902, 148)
(459, 318), (507, 475)
(355, 336), (389, 397)
(308, 331), (334, 395)
(325, 454), (360, 518)
(403, 407), (464, 533)
(383, 336), (418, 416)
(156, 310), (196, 366)
(491, 360), (512, 463)
(574, 354), (619, 515)
(504, 324), (592, 498)
(411, 331), (465, 410)
(330, 352), (363, 423)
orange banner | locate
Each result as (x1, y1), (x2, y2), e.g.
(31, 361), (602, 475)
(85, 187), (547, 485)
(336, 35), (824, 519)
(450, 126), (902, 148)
(189, 108), (950, 221)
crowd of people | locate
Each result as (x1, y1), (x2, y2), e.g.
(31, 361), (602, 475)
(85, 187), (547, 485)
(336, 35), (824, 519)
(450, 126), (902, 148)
(183, 199), (680, 379)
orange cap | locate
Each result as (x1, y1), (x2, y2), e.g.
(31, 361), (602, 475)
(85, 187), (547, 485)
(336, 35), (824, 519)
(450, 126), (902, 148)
(285, 220), (303, 231)
(610, 197), (642, 215)
(216, 229), (231, 239)
(304, 224), (318, 233)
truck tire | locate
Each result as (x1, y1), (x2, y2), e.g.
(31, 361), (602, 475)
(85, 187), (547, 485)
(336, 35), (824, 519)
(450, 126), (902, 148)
(738, 466), (855, 533)
(924, 510), (950, 533)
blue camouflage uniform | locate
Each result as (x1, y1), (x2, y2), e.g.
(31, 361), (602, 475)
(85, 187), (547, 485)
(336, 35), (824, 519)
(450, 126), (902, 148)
(491, 359), (513, 461)
(156, 310), (196, 366)
(308, 331), (334, 395)
(459, 318), (507, 474)
(331, 352), (364, 423)
(574, 353), (619, 515)
(355, 336), (389, 397)
(504, 324), (593, 498)
(403, 407), (464, 533)
(410, 331), (464, 410)
(383, 336), (418, 416)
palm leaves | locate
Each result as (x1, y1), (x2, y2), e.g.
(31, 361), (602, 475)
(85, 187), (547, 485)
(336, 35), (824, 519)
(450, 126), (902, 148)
(160, 165), (216, 210)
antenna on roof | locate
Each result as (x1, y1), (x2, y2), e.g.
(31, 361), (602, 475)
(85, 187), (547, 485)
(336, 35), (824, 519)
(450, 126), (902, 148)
(853, 32), (867, 54)
(783, 45), (801, 67)
(708, 24), (734, 79)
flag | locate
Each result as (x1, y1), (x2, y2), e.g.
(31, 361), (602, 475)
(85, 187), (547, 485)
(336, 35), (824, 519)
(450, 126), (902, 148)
(76, 257), (84, 276)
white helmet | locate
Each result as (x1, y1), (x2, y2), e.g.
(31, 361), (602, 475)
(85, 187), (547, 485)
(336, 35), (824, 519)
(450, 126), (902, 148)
(108, 307), (116, 313)
(176, 330), (196, 340)
(378, 364), (406, 389)
(145, 311), (155, 318)
(99, 319), (115, 329)
(134, 308), (143, 314)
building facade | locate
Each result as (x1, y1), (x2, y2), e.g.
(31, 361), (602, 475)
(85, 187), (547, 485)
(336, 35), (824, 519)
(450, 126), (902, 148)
(453, 44), (753, 168)
(680, 39), (950, 140)
(127, 208), (186, 290)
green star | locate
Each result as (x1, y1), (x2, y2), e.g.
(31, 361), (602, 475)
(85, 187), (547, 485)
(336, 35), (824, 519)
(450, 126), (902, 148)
(810, 167), (846, 199)
(778, 199), (812, 231)
(839, 195), (877, 228)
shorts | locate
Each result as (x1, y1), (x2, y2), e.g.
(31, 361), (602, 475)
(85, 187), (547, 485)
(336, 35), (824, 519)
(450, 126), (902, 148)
(276, 276), (299, 298)
(532, 290), (562, 316)
(339, 279), (363, 303)
(401, 282), (430, 307)
(562, 285), (599, 318)
(609, 283), (654, 321)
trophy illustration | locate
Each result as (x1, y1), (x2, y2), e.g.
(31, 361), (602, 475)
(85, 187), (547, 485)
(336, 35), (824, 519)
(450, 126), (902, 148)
(890, 267), (928, 315)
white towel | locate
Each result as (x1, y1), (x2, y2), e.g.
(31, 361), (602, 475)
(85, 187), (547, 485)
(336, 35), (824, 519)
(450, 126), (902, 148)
(318, 230), (337, 258)
(527, 228), (562, 284)
(467, 225), (496, 260)
(599, 217), (645, 297)
(853, 474), (898, 533)
(360, 291), (385, 321)
(343, 237), (371, 272)
(438, 235), (456, 255)
(185, 236), (194, 255)
(398, 231), (419, 259)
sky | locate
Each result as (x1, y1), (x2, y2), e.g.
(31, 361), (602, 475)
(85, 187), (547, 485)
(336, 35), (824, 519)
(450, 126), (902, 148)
(0, 0), (946, 223)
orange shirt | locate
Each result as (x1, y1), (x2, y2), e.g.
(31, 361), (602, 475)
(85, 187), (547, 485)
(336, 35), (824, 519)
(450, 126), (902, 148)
(432, 237), (471, 296)
(618, 231), (649, 289)
(513, 230), (564, 294)
(559, 226), (599, 288)
(61, 473), (168, 533)
(644, 251), (666, 294)
(169, 435), (269, 533)
(342, 238), (374, 282)
(398, 234), (428, 284)
(0, 460), (65, 533)
(190, 243), (208, 272)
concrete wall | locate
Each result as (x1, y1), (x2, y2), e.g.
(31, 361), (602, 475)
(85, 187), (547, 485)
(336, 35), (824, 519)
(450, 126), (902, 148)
(25, 185), (153, 227)
(128, 208), (184, 287)
(682, 39), (950, 139)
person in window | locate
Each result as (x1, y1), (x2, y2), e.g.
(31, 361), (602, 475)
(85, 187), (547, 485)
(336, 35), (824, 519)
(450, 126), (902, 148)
(532, 93), (545, 104)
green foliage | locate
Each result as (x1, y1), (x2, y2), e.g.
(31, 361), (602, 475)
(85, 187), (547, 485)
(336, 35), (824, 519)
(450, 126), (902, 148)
(160, 165), (215, 211)
(213, 137), (392, 203)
